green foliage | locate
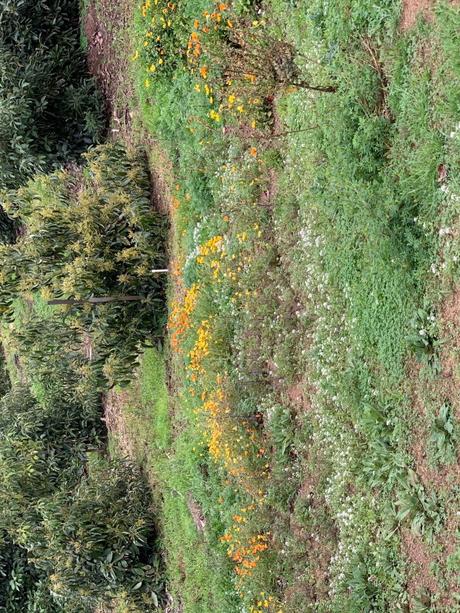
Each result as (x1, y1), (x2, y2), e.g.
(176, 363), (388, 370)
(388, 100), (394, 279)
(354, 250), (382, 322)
(0, 142), (167, 608)
(0, 384), (101, 548)
(407, 303), (440, 368)
(396, 471), (444, 537)
(429, 402), (458, 465)
(0, 345), (10, 397)
(0, 143), (167, 385)
(0, 0), (104, 193)
(130, 0), (460, 609)
(110, 349), (240, 613)
(12, 313), (101, 414)
(41, 458), (161, 609)
(0, 532), (68, 613)
(0, 383), (161, 610)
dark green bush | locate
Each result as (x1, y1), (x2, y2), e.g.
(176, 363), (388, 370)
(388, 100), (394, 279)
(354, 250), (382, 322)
(0, 0), (104, 194)
(0, 385), (101, 542)
(41, 458), (161, 608)
(0, 345), (10, 397)
(0, 388), (160, 610)
(0, 532), (69, 613)
(13, 314), (102, 414)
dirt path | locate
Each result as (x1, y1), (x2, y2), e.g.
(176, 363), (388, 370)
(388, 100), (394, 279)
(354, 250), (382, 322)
(401, 0), (460, 30)
(84, 0), (135, 135)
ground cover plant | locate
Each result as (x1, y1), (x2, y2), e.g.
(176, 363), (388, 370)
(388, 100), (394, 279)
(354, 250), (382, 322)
(118, 0), (460, 610)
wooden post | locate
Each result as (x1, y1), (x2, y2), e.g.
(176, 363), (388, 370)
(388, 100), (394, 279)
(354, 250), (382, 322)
(47, 271), (169, 306)
(47, 296), (144, 306)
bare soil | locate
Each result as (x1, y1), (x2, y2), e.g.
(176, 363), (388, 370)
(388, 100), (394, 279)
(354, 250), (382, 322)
(403, 285), (460, 609)
(401, 0), (460, 30)
(402, 528), (439, 601)
(186, 494), (207, 532)
(85, 0), (135, 135)
(103, 387), (136, 459)
(440, 286), (460, 421)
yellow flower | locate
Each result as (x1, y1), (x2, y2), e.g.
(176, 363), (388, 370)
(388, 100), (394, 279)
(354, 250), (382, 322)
(194, 83), (201, 92)
(236, 104), (244, 113)
(144, 78), (151, 88)
(227, 94), (236, 106)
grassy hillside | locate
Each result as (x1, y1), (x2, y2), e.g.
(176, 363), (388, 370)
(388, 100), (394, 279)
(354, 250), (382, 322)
(87, 0), (460, 611)
(0, 0), (459, 610)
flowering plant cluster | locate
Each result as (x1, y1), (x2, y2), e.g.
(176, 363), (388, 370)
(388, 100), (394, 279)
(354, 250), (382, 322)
(167, 209), (283, 609)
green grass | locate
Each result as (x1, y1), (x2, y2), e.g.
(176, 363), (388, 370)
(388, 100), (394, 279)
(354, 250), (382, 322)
(110, 347), (239, 612)
(109, 0), (460, 610)
(79, 0), (91, 51)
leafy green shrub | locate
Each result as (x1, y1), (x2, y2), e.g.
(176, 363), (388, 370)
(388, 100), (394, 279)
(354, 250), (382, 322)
(0, 143), (167, 385)
(0, 385), (161, 609)
(12, 312), (102, 412)
(0, 345), (10, 397)
(429, 402), (458, 465)
(407, 303), (440, 368)
(0, 532), (68, 613)
(41, 458), (161, 609)
(0, 385), (102, 542)
(0, 0), (104, 193)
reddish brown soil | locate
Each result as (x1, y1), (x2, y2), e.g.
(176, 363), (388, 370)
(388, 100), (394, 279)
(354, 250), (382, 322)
(409, 372), (460, 491)
(404, 286), (460, 608)
(103, 387), (136, 459)
(285, 381), (312, 413)
(186, 494), (207, 532)
(84, 0), (135, 132)
(440, 287), (460, 421)
(401, 0), (460, 30)
(402, 529), (439, 601)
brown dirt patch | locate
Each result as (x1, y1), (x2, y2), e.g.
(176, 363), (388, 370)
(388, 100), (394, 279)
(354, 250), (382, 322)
(285, 380), (312, 413)
(409, 368), (460, 491)
(406, 285), (460, 493)
(103, 387), (136, 459)
(403, 287), (460, 608)
(403, 513), (460, 610)
(402, 528), (439, 604)
(440, 286), (460, 420)
(84, 0), (135, 133)
(186, 494), (207, 532)
(401, 0), (460, 31)
(281, 442), (336, 607)
(146, 140), (175, 216)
